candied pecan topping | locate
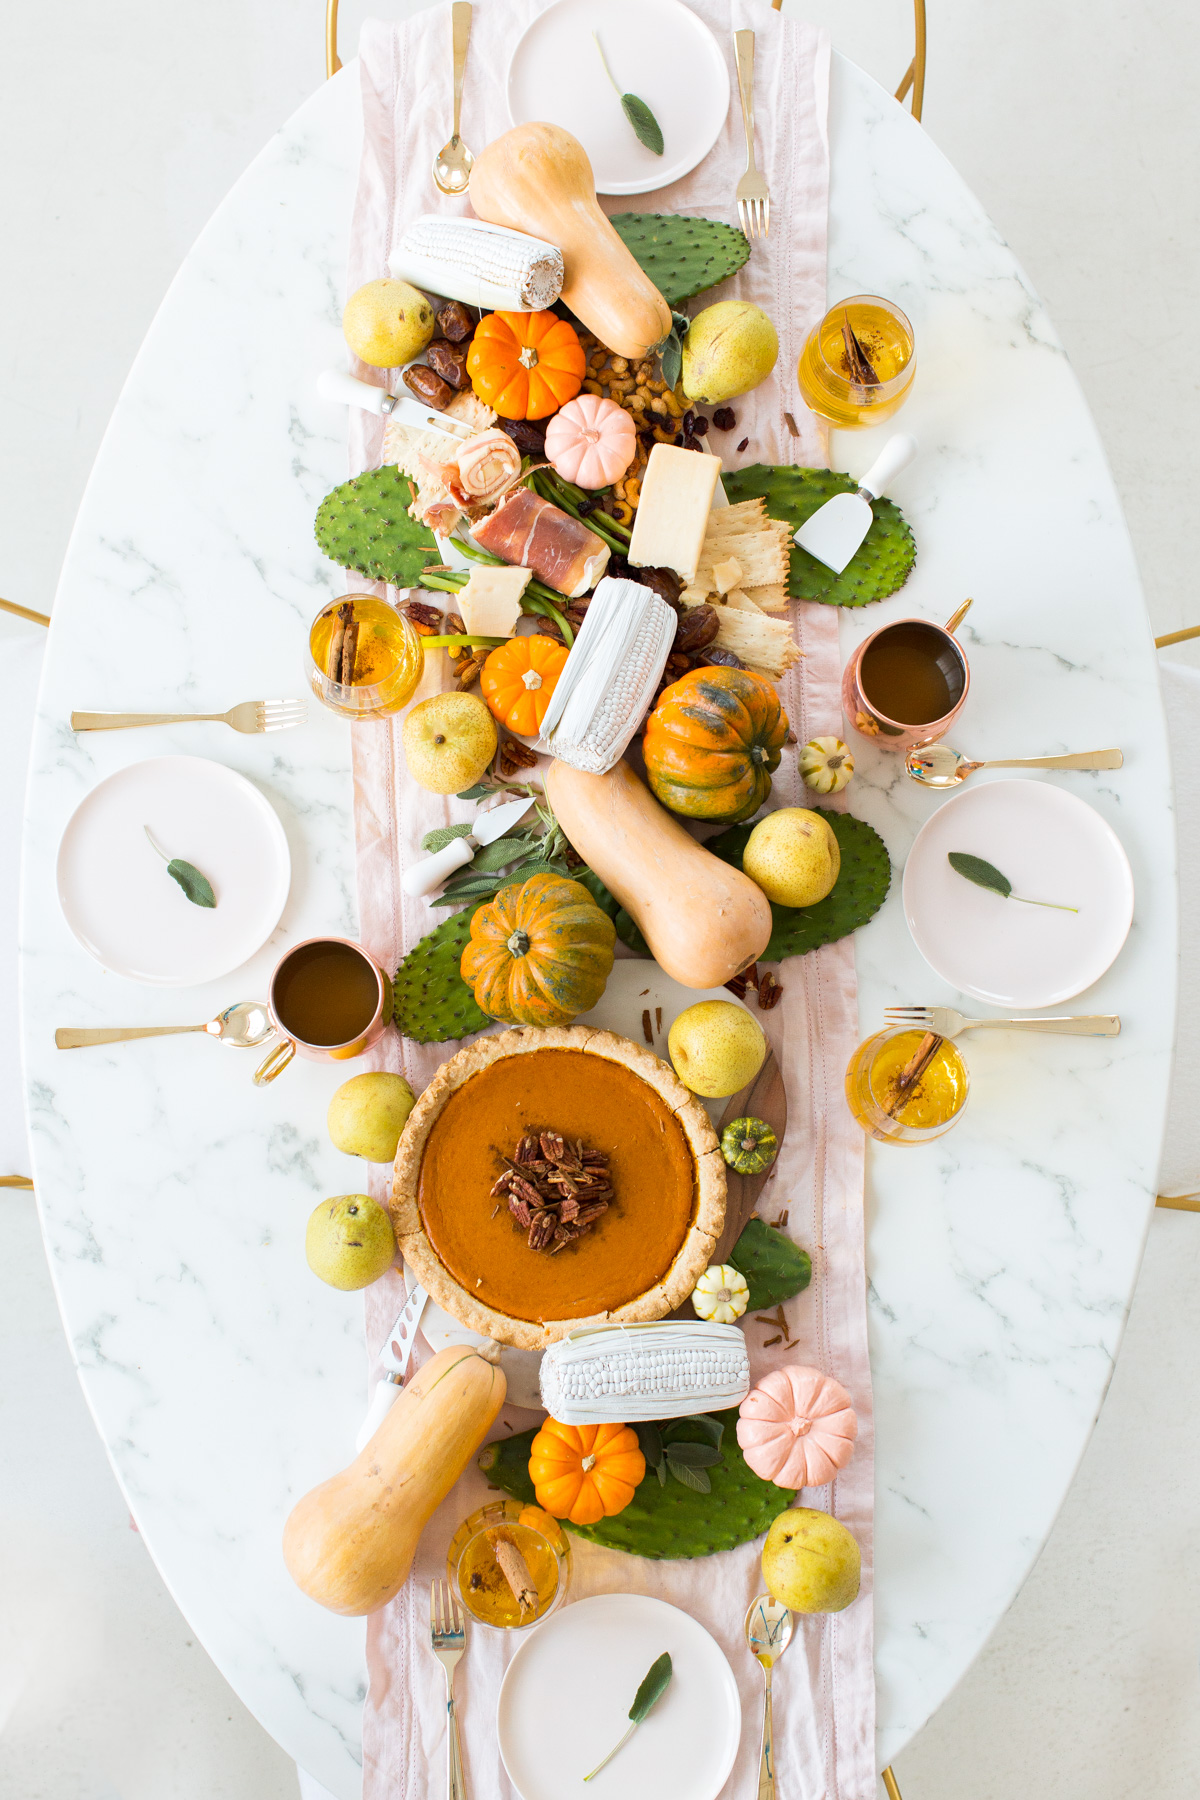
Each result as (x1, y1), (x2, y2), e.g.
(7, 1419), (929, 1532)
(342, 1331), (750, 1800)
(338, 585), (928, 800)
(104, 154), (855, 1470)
(498, 1126), (612, 1253)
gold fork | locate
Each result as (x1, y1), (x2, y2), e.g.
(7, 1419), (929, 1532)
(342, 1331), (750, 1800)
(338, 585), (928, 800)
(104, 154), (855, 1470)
(885, 1005), (1121, 1038)
(70, 699), (307, 734)
(430, 1579), (468, 1800)
(734, 31), (769, 240)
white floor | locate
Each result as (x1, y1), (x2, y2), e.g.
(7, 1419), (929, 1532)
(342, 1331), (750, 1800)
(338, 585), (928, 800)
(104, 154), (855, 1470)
(3, 1), (1199, 1795)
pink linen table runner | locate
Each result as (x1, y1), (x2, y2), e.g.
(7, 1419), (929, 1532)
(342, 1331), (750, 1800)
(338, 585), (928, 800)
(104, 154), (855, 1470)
(341, 4), (876, 1795)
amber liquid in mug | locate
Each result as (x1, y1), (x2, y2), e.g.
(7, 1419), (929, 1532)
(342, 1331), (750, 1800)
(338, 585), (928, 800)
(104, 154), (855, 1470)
(859, 623), (962, 725)
(274, 942), (379, 1047)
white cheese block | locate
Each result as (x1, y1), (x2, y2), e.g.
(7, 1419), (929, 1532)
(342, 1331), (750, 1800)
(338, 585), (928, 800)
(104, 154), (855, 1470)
(457, 565), (531, 637)
(712, 556), (743, 595)
(627, 444), (722, 583)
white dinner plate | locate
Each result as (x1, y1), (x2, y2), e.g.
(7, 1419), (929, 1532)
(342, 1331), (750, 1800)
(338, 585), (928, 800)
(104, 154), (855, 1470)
(506, 0), (731, 196)
(56, 756), (291, 986)
(497, 1592), (741, 1800)
(902, 778), (1134, 1008)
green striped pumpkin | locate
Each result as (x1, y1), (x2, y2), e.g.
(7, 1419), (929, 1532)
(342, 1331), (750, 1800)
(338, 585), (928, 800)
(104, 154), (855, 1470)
(460, 873), (615, 1027)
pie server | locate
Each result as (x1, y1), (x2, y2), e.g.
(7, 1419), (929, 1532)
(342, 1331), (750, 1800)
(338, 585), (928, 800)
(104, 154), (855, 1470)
(402, 792), (534, 900)
(794, 433), (917, 574)
(355, 1283), (430, 1452)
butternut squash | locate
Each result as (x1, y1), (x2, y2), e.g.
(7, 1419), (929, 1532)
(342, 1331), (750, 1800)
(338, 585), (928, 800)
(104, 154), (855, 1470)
(469, 124), (672, 362)
(545, 758), (772, 989)
(282, 1346), (506, 1616)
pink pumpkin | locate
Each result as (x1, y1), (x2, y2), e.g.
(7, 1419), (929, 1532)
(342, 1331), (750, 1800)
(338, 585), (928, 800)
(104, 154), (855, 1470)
(544, 395), (637, 489)
(737, 1365), (857, 1489)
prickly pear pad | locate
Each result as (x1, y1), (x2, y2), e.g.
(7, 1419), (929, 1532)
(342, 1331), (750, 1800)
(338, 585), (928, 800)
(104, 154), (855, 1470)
(708, 809), (891, 962)
(479, 1409), (792, 1557)
(723, 464), (916, 607)
(392, 908), (489, 1044)
(315, 466), (440, 589)
(609, 213), (752, 308)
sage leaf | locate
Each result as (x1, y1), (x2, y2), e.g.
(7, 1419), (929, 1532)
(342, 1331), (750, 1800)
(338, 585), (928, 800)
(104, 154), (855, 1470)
(662, 1412), (724, 1451)
(421, 822), (475, 853)
(658, 311), (690, 391)
(469, 834), (536, 873)
(584, 1652), (673, 1781)
(167, 859), (216, 909)
(621, 93), (664, 155)
(635, 1420), (664, 1475)
(663, 1441), (722, 1469)
(667, 1457), (711, 1494)
(947, 850), (1079, 913)
(947, 851), (1011, 898)
(456, 781), (495, 801)
(629, 1652), (673, 1724)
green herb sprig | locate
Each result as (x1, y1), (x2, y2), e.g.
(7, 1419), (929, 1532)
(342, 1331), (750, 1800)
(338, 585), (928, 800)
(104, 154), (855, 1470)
(947, 851), (1078, 914)
(144, 827), (216, 908)
(593, 33), (665, 155)
(636, 1414), (725, 1494)
(583, 1652), (673, 1781)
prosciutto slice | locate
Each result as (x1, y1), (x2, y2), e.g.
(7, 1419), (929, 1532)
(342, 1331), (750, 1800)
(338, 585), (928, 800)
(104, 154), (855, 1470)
(472, 488), (609, 598)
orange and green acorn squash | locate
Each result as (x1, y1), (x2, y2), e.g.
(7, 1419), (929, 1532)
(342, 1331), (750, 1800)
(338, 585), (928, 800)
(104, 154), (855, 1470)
(641, 667), (790, 823)
(460, 872), (615, 1027)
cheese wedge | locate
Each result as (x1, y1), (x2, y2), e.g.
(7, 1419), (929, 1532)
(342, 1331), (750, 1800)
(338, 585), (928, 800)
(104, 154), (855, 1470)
(456, 565), (531, 637)
(627, 444), (722, 583)
(712, 557), (743, 596)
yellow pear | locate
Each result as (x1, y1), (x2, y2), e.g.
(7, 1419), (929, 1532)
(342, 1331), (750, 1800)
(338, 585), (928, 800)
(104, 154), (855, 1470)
(743, 808), (840, 907)
(328, 1072), (415, 1163)
(762, 1506), (861, 1613)
(403, 692), (497, 794)
(681, 301), (779, 404)
(667, 1000), (766, 1098)
(343, 279), (436, 368)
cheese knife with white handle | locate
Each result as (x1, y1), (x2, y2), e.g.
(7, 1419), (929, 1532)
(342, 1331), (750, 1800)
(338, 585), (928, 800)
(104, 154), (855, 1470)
(355, 1284), (430, 1453)
(316, 368), (475, 438)
(401, 792), (534, 900)
(794, 433), (917, 574)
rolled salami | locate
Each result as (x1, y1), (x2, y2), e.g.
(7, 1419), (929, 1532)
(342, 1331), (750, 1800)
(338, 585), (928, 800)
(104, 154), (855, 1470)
(472, 489), (609, 598)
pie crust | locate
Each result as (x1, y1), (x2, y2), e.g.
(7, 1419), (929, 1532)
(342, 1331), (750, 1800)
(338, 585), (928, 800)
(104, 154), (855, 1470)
(391, 1025), (726, 1350)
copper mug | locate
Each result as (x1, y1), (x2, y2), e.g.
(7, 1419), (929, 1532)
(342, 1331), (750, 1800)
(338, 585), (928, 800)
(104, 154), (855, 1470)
(841, 598), (973, 750)
(253, 935), (393, 1085)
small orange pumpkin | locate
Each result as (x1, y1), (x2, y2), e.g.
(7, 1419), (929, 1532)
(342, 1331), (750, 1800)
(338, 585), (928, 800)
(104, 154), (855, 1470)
(528, 1419), (646, 1524)
(480, 635), (569, 737)
(467, 311), (586, 420)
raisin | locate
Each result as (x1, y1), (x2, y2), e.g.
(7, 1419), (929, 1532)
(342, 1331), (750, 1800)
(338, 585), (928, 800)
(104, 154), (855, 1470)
(737, 437), (749, 452)
(690, 414), (710, 436)
(712, 407), (736, 430)
(682, 409), (697, 436)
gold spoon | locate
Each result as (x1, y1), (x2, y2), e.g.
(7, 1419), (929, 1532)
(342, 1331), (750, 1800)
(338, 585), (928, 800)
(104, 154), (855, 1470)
(905, 743), (1123, 788)
(745, 1593), (794, 1800)
(433, 3), (474, 195)
(55, 1002), (273, 1050)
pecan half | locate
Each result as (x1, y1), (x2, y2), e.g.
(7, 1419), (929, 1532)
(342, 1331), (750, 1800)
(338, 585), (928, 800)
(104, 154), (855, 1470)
(402, 599), (444, 633)
(758, 971), (784, 1010)
(496, 736), (539, 779)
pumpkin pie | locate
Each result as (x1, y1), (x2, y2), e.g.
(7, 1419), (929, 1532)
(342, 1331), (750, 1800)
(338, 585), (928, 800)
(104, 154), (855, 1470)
(391, 1026), (726, 1351)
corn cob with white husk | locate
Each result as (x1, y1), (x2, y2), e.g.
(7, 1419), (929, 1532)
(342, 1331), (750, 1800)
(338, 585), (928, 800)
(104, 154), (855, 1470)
(388, 215), (565, 312)
(538, 1321), (751, 1424)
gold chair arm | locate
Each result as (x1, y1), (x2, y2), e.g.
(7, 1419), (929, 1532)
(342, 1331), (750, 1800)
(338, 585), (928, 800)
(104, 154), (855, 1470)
(1, 1175), (34, 1189)
(326, 0), (341, 78)
(0, 597), (50, 627)
(1157, 1194), (1200, 1213)
(882, 1768), (904, 1800)
(1156, 625), (1200, 649)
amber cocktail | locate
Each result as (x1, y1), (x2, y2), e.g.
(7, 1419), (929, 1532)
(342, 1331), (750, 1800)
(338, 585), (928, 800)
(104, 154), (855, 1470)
(447, 1499), (570, 1630)
(845, 1026), (968, 1144)
(798, 295), (916, 429)
(308, 593), (425, 719)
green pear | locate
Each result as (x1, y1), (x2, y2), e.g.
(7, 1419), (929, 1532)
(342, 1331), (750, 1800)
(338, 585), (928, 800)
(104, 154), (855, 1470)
(343, 279), (435, 368)
(667, 1000), (766, 1098)
(761, 1507), (861, 1613)
(305, 1195), (396, 1291)
(327, 1071), (416, 1163)
(681, 301), (779, 405)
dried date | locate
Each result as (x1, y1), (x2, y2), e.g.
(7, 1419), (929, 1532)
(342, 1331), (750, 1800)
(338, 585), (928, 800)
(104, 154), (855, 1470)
(403, 364), (455, 409)
(435, 300), (475, 342)
(673, 603), (720, 654)
(425, 338), (470, 390)
(496, 417), (547, 456)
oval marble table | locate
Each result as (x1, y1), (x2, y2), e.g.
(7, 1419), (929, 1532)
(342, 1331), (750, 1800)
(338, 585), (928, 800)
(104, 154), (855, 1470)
(20, 47), (1173, 1799)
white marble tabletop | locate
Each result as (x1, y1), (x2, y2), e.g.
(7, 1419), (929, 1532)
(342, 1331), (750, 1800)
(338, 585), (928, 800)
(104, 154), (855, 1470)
(20, 47), (1173, 1798)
